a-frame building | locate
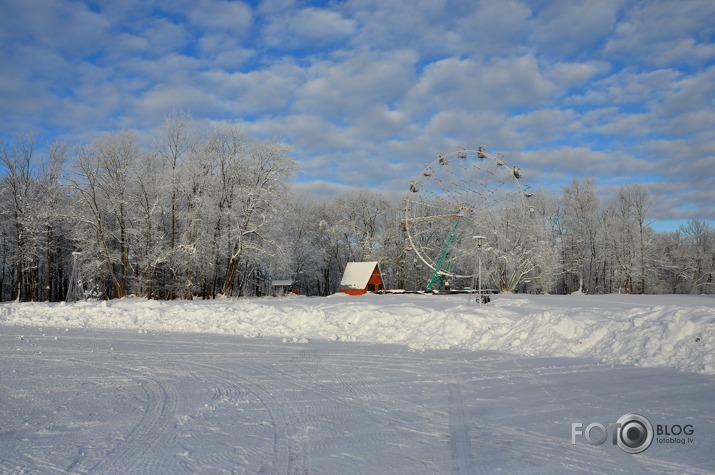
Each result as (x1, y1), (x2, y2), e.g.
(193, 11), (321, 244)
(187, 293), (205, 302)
(338, 261), (385, 295)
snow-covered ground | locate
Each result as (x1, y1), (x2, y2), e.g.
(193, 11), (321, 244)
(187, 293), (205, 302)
(1, 293), (714, 473)
(3, 293), (714, 374)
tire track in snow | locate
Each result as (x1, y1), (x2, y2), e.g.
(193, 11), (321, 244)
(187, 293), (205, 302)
(290, 348), (440, 438)
(0, 454), (68, 475)
(0, 356), (75, 475)
(1, 354), (179, 475)
(447, 384), (476, 474)
(170, 360), (278, 473)
(184, 361), (310, 475)
(234, 348), (439, 473)
(74, 359), (178, 475)
(296, 348), (376, 402)
(287, 347), (451, 472)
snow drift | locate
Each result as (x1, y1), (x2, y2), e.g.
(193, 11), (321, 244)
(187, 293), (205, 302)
(1, 293), (713, 374)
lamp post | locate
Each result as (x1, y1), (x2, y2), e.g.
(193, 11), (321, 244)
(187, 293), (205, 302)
(474, 236), (486, 305)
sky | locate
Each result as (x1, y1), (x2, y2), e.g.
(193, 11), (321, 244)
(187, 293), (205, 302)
(1, 0), (714, 231)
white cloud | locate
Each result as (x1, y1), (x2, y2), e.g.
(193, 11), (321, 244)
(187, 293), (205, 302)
(507, 108), (581, 144)
(453, 0), (532, 58)
(133, 83), (221, 126)
(656, 66), (715, 122)
(517, 146), (658, 184)
(188, 0), (253, 35)
(0, 0), (111, 57)
(604, 0), (715, 67)
(201, 63), (303, 114)
(293, 50), (417, 120)
(569, 68), (682, 107)
(260, 4), (357, 50)
(528, 0), (624, 56)
(406, 54), (557, 117)
(247, 114), (354, 153)
(546, 61), (610, 89)
(137, 17), (193, 57)
(347, 0), (456, 58)
(349, 105), (412, 140)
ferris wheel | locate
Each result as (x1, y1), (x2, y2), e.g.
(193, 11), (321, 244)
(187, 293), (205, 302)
(403, 147), (529, 291)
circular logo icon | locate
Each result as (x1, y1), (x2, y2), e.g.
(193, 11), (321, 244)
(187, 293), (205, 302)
(616, 413), (653, 454)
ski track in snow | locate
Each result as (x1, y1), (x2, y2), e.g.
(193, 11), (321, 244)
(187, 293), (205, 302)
(1, 294), (715, 473)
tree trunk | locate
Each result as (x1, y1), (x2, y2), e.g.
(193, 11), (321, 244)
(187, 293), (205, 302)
(14, 219), (24, 302)
(223, 253), (240, 296)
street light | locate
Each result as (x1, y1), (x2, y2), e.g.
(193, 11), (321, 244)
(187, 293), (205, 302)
(473, 236), (486, 305)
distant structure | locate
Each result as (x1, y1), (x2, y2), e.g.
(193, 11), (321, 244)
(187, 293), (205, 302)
(66, 251), (84, 302)
(338, 262), (385, 295)
(271, 279), (293, 296)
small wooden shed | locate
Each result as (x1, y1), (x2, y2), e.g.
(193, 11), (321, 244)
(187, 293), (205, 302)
(338, 261), (385, 295)
(271, 279), (293, 296)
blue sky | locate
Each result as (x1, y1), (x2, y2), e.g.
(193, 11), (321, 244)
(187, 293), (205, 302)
(1, 0), (714, 231)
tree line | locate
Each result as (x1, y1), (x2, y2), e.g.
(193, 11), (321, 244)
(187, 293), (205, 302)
(2, 116), (714, 301)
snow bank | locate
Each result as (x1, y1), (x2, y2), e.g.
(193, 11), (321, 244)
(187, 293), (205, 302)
(2, 293), (714, 374)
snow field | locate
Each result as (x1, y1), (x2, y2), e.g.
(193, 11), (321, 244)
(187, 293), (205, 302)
(2, 293), (713, 374)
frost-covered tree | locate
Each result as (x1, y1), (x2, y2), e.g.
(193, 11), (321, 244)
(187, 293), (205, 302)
(309, 201), (352, 296)
(603, 185), (655, 294)
(0, 136), (72, 302)
(1, 134), (37, 301)
(561, 178), (599, 293)
(279, 199), (326, 295)
(484, 194), (546, 293)
(220, 136), (294, 296)
(369, 198), (407, 291)
(154, 111), (192, 299)
(680, 220), (715, 294)
(69, 132), (139, 299)
(37, 141), (69, 301)
(518, 190), (560, 294)
(127, 150), (165, 298)
(652, 231), (690, 293)
(332, 192), (392, 262)
(0, 183), (13, 300)
(624, 185), (653, 293)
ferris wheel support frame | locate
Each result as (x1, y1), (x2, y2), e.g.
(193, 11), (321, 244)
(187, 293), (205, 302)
(425, 214), (462, 291)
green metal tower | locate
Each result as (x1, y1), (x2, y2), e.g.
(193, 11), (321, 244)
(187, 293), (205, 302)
(425, 212), (462, 292)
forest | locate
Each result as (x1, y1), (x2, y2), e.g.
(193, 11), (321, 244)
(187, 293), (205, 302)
(2, 113), (714, 302)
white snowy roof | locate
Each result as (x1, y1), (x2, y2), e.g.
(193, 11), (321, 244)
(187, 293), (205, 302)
(271, 280), (292, 287)
(339, 261), (379, 289)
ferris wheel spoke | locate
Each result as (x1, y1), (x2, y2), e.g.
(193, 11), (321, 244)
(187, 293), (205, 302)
(408, 196), (459, 214)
